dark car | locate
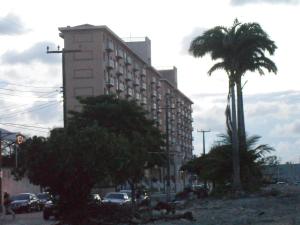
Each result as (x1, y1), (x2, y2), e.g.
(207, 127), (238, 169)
(10, 193), (40, 213)
(43, 199), (59, 220)
(36, 193), (51, 209)
(43, 194), (102, 220)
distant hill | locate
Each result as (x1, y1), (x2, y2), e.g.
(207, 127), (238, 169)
(0, 128), (18, 141)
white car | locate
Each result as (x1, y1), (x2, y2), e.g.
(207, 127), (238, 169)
(102, 192), (131, 205)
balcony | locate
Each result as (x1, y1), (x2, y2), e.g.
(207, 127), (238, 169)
(116, 67), (124, 76)
(133, 64), (140, 72)
(106, 77), (114, 87)
(126, 56), (132, 65)
(135, 93), (141, 100)
(134, 78), (140, 86)
(125, 72), (133, 81)
(141, 83), (147, 91)
(152, 104), (157, 110)
(141, 97), (147, 105)
(151, 77), (156, 84)
(141, 68), (146, 77)
(117, 83), (125, 92)
(107, 59), (115, 69)
(157, 94), (162, 101)
(157, 81), (161, 88)
(106, 41), (114, 52)
(151, 90), (157, 97)
(116, 49), (123, 59)
(127, 88), (133, 97)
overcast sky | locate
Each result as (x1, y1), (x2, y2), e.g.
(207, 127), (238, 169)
(0, 0), (299, 163)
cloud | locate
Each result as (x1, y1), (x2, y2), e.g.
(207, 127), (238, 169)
(231, 0), (299, 5)
(1, 41), (60, 65)
(181, 27), (207, 55)
(0, 13), (28, 35)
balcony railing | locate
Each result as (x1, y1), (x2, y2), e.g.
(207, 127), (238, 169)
(125, 72), (133, 81)
(141, 68), (146, 77)
(141, 97), (147, 105)
(134, 78), (140, 86)
(106, 41), (114, 52)
(106, 77), (114, 87)
(116, 67), (124, 75)
(117, 83), (125, 92)
(141, 83), (147, 91)
(126, 56), (132, 65)
(116, 49), (123, 59)
(107, 59), (115, 69)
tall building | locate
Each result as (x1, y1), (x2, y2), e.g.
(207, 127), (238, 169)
(59, 24), (193, 192)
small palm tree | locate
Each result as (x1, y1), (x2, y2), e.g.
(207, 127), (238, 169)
(189, 19), (277, 192)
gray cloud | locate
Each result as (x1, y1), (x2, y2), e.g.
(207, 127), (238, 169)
(181, 27), (207, 55)
(231, 0), (299, 5)
(1, 41), (60, 65)
(0, 13), (28, 35)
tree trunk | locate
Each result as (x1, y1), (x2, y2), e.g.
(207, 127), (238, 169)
(236, 77), (246, 151)
(230, 80), (242, 192)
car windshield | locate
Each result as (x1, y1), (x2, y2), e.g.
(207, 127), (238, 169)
(120, 190), (132, 198)
(37, 193), (49, 200)
(105, 193), (125, 200)
(11, 194), (30, 201)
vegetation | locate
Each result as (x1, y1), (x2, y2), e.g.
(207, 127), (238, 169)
(189, 19), (277, 191)
(14, 95), (165, 225)
(182, 131), (275, 193)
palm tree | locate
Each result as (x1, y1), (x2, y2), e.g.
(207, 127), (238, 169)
(189, 19), (277, 192)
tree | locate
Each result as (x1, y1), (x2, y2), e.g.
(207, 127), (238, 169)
(16, 127), (124, 225)
(15, 95), (165, 224)
(68, 95), (166, 205)
(189, 19), (277, 191)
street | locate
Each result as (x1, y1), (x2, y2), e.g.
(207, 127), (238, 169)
(0, 212), (55, 225)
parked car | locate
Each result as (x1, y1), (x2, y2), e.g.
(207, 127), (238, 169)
(43, 199), (59, 220)
(43, 193), (102, 220)
(10, 193), (40, 213)
(102, 192), (131, 205)
(36, 192), (51, 209)
(119, 189), (150, 206)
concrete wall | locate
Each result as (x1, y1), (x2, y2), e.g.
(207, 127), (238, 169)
(2, 168), (41, 200)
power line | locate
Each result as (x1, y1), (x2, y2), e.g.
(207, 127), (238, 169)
(0, 122), (50, 130)
(0, 101), (61, 120)
(0, 124), (49, 133)
(0, 100), (59, 113)
(0, 81), (60, 89)
(0, 87), (59, 94)
(0, 92), (59, 99)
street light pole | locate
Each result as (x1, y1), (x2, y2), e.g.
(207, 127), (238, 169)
(46, 46), (81, 127)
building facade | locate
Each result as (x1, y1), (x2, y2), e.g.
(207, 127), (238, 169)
(58, 24), (193, 192)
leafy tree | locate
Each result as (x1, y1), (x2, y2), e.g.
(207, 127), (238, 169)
(68, 95), (166, 204)
(189, 19), (277, 191)
(16, 126), (124, 225)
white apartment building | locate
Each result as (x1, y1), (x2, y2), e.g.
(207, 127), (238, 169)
(58, 24), (193, 192)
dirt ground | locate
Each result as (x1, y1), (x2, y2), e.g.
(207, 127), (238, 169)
(149, 184), (300, 225)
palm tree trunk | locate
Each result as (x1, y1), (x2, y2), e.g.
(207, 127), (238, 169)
(230, 79), (242, 191)
(236, 77), (246, 150)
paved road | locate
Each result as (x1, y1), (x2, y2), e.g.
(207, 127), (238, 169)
(0, 212), (56, 225)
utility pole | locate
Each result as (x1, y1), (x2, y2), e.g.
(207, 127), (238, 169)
(197, 130), (210, 155)
(46, 46), (81, 127)
(197, 129), (210, 190)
